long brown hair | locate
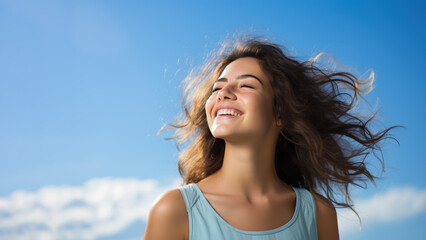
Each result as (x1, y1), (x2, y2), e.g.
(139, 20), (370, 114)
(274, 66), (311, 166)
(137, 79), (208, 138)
(161, 37), (400, 216)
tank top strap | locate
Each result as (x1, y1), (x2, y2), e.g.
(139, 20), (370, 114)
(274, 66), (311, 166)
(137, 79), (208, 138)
(296, 187), (317, 212)
(293, 186), (318, 237)
(178, 183), (200, 213)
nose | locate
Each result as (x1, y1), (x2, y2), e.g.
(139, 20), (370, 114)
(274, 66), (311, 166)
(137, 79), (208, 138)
(217, 84), (236, 101)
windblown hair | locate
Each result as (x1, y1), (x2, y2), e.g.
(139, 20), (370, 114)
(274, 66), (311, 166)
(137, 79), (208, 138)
(161, 37), (400, 217)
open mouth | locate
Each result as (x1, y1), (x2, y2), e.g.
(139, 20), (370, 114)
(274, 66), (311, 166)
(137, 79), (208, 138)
(215, 108), (243, 118)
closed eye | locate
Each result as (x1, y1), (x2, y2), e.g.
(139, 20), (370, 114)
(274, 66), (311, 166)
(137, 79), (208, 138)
(212, 85), (253, 93)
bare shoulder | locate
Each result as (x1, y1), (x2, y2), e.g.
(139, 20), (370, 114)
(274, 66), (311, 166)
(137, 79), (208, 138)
(313, 193), (339, 240)
(150, 188), (187, 217)
(313, 193), (336, 213)
(143, 188), (188, 240)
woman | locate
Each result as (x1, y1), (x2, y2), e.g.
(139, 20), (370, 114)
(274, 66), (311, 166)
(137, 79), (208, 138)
(143, 38), (398, 240)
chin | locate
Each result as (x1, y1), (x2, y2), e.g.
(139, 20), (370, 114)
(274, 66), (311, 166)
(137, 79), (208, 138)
(212, 132), (230, 139)
(212, 132), (248, 142)
(212, 131), (232, 139)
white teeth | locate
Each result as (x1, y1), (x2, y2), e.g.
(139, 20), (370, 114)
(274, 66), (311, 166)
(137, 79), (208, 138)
(217, 109), (241, 117)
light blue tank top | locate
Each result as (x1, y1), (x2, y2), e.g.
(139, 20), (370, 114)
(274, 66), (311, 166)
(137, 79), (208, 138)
(179, 183), (318, 240)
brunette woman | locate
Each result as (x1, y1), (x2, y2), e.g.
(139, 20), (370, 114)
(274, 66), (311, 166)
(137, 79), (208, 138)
(143, 38), (398, 240)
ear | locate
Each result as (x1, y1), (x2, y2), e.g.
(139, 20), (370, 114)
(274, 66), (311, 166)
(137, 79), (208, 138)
(276, 116), (283, 127)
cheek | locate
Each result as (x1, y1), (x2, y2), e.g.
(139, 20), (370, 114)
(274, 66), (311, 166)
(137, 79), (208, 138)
(247, 95), (274, 121)
(205, 96), (214, 121)
(247, 94), (268, 110)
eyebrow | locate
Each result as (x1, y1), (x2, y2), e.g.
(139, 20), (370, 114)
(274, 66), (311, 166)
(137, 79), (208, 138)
(214, 74), (264, 86)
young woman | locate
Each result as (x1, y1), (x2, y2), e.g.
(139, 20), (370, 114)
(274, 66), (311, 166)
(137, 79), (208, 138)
(143, 38), (398, 240)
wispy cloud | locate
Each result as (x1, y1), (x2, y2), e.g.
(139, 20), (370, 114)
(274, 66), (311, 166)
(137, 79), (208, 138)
(0, 178), (180, 240)
(337, 187), (426, 235)
(1, 179), (425, 239)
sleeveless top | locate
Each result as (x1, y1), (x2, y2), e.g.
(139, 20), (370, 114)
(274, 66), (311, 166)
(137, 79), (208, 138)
(179, 183), (318, 240)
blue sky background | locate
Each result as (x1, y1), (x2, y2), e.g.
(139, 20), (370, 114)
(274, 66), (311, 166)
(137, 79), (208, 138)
(0, 0), (425, 239)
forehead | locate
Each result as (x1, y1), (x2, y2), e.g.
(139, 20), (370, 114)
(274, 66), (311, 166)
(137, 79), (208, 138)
(218, 57), (269, 82)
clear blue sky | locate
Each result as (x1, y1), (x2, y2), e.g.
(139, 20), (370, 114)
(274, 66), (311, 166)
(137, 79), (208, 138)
(0, 0), (425, 239)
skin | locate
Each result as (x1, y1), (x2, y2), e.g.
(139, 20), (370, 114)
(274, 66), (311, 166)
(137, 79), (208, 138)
(143, 57), (339, 240)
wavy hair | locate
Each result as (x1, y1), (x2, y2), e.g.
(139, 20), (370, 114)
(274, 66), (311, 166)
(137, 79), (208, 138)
(161, 37), (400, 218)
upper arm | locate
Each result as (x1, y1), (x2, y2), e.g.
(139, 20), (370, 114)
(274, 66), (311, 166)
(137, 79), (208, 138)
(314, 193), (339, 240)
(143, 189), (188, 240)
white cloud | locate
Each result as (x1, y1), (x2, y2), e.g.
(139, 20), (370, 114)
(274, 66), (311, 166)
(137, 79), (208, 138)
(0, 178), (181, 240)
(1, 179), (425, 239)
(337, 187), (426, 235)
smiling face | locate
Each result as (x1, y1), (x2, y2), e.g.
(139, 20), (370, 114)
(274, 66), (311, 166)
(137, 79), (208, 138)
(205, 57), (280, 143)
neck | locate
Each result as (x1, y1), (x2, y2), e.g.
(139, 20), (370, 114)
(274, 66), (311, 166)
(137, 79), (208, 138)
(210, 138), (286, 200)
